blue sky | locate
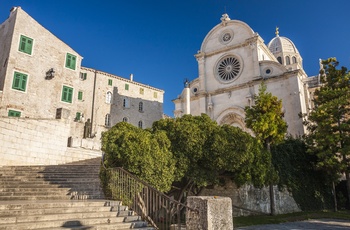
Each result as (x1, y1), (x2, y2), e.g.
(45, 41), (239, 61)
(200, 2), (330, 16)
(1, 0), (349, 116)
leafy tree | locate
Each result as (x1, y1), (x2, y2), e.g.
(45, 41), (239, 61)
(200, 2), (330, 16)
(101, 122), (176, 192)
(245, 82), (288, 215)
(303, 58), (350, 210)
(152, 114), (269, 201)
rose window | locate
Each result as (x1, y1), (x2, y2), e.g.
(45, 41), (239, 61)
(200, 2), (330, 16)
(217, 56), (241, 81)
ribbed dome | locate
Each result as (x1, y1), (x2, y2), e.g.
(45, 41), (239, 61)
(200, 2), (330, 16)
(268, 36), (299, 55)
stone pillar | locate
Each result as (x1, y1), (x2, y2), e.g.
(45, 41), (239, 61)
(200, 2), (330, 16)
(186, 196), (233, 230)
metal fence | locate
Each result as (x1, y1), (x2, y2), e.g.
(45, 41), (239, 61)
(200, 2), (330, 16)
(107, 167), (193, 230)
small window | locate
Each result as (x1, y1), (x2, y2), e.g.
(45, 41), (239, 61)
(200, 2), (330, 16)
(153, 92), (157, 98)
(65, 53), (76, 70)
(265, 69), (271, 74)
(106, 91), (112, 104)
(78, 91), (83, 100)
(12, 72), (28, 92)
(292, 56), (297, 64)
(123, 98), (129, 108)
(108, 79), (113, 86)
(139, 102), (143, 112)
(75, 112), (81, 121)
(61, 86), (73, 103)
(105, 114), (111, 127)
(125, 84), (129, 90)
(286, 56), (290, 65)
(8, 110), (21, 117)
(123, 117), (128, 122)
(139, 88), (144, 95)
(80, 72), (87, 80)
(277, 57), (282, 64)
(138, 120), (143, 129)
(19, 35), (33, 55)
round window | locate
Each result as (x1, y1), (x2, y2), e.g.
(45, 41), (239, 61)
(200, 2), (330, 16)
(193, 87), (198, 93)
(216, 56), (241, 82)
(266, 69), (271, 74)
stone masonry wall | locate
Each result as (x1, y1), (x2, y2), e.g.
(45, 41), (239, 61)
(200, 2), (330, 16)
(0, 117), (101, 166)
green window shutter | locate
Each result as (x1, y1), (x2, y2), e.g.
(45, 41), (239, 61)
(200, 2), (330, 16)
(108, 79), (112, 86)
(78, 91), (83, 100)
(66, 53), (77, 70)
(12, 72), (27, 92)
(125, 84), (129, 90)
(8, 110), (21, 117)
(83, 73), (87, 80)
(75, 112), (81, 121)
(19, 35), (33, 55)
(61, 86), (73, 103)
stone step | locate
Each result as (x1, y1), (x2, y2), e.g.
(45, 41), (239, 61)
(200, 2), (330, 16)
(0, 187), (102, 193)
(0, 194), (104, 201)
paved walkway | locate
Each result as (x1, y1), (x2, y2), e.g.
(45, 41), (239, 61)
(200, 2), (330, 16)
(237, 219), (350, 230)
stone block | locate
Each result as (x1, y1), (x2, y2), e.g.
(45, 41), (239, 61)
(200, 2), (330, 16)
(186, 196), (233, 230)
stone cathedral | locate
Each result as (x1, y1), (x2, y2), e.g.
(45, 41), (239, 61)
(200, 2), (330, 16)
(173, 14), (318, 136)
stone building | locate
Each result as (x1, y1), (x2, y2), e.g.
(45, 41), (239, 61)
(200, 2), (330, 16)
(173, 13), (318, 136)
(0, 7), (163, 164)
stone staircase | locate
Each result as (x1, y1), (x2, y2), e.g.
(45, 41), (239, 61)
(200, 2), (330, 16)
(0, 157), (154, 229)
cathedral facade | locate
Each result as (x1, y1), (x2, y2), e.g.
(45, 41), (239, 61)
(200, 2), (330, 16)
(173, 14), (318, 136)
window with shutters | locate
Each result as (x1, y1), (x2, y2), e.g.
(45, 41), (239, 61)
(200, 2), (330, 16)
(139, 88), (144, 95)
(153, 92), (157, 98)
(78, 91), (83, 100)
(65, 53), (76, 70)
(18, 35), (33, 55)
(125, 84), (129, 90)
(123, 117), (128, 122)
(75, 112), (81, 121)
(108, 79), (113, 86)
(80, 72), (87, 80)
(12, 72), (28, 92)
(8, 110), (21, 117)
(61, 86), (73, 103)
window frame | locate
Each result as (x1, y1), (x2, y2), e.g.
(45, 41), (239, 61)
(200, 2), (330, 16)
(125, 84), (129, 90)
(123, 98), (129, 108)
(138, 120), (143, 129)
(18, 35), (33, 55)
(12, 71), (28, 92)
(108, 79), (113, 86)
(139, 102), (144, 112)
(139, 88), (144, 95)
(105, 114), (111, 127)
(78, 91), (83, 101)
(65, 53), (77, 70)
(122, 117), (128, 122)
(8, 110), (21, 117)
(61, 85), (73, 103)
(106, 91), (112, 104)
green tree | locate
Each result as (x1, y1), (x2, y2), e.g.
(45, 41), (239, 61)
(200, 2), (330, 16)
(303, 58), (350, 210)
(245, 82), (288, 215)
(101, 122), (176, 192)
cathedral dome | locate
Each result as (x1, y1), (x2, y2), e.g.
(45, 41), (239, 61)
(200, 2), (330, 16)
(267, 28), (303, 69)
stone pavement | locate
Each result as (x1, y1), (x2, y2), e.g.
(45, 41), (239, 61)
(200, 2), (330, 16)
(236, 219), (350, 230)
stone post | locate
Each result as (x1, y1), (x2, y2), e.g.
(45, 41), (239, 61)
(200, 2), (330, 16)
(186, 196), (233, 230)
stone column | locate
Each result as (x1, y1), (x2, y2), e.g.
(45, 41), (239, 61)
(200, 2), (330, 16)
(186, 196), (233, 230)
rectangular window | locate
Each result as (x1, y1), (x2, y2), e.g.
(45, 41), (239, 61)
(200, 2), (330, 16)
(65, 53), (76, 70)
(79, 72), (87, 80)
(19, 35), (33, 55)
(61, 86), (73, 103)
(125, 84), (129, 90)
(140, 88), (144, 95)
(78, 91), (83, 100)
(108, 79), (113, 86)
(8, 110), (21, 117)
(153, 92), (157, 98)
(12, 72), (28, 92)
(75, 112), (81, 121)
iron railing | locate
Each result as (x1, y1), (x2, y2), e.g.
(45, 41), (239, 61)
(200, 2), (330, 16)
(106, 167), (195, 230)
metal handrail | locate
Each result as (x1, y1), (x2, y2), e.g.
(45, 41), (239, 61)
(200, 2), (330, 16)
(104, 166), (196, 230)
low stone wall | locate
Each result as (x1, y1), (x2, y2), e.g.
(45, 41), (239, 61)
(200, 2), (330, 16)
(0, 117), (101, 166)
(200, 179), (300, 216)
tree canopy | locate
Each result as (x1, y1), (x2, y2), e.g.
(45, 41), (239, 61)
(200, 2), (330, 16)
(303, 58), (350, 208)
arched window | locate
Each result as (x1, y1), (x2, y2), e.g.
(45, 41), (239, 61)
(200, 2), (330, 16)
(139, 102), (143, 112)
(286, 56), (290, 65)
(277, 57), (282, 64)
(138, 121), (143, 129)
(105, 114), (111, 127)
(122, 117), (128, 122)
(123, 98), (129, 108)
(292, 56), (297, 64)
(106, 91), (112, 104)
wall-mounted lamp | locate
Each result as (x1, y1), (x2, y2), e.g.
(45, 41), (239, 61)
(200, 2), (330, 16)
(45, 68), (55, 80)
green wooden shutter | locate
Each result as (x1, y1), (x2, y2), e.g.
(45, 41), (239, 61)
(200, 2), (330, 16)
(78, 91), (83, 100)
(67, 87), (73, 102)
(125, 84), (129, 90)
(75, 112), (81, 121)
(8, 110), (21, 117)
(20, 74), (27, 91)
